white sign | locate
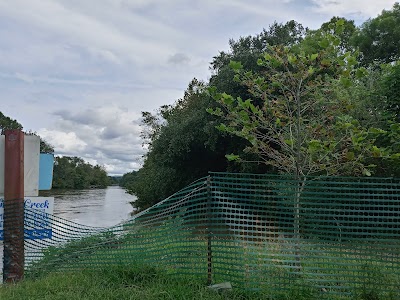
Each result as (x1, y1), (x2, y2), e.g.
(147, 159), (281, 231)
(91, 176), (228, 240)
(0, 196), (54, 240)
(0, 135), (40, 196)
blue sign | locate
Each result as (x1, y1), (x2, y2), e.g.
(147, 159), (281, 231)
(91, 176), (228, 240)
(39, 153), (54, 190)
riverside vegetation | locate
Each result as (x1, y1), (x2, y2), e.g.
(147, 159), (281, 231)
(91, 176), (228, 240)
(121, 4), (400, 211)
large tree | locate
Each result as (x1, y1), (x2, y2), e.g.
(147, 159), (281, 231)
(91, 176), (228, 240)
(129, 79), (246, 210)
(209, 21), (381, 178)
(208, 21), (399, 268)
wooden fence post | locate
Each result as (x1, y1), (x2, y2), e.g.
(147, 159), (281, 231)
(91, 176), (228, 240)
(3, 129), (25, 283)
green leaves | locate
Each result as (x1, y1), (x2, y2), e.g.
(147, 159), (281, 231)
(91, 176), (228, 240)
(229, 60), (243, 72)
(362, 169), (372, 176)
(318, 38), (330, 49)
(310, 53), (318, 61)
(340, 76), (352, 88)
(308, 139), (322, 152)
(225, 154), (240, 161)
(355, 67), (368, 79)
(221, 93), (234, 105)
(206, 107), (223, 117)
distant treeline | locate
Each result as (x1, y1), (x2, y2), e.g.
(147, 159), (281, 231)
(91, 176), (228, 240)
(52, 156), (110, 189)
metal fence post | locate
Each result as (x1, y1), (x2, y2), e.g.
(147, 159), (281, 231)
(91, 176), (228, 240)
(206, 175), (212, 285)
(3, 130), (25, 283)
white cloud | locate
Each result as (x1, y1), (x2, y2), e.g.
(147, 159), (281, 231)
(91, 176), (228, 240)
(38, 105), (145, 174)
(310, 0), (397, 19)
(39, 129), (87, 154)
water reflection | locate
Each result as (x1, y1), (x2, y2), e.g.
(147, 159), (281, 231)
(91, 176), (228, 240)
(48, 186), (136, 227)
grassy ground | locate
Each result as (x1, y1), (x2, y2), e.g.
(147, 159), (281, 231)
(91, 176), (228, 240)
(0, 264), (270, 300)
(2, 262), (396, 300)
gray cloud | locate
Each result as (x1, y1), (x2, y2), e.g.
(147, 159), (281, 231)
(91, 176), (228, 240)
(168, 53), (190, 65)
(39, 106), (144, 174)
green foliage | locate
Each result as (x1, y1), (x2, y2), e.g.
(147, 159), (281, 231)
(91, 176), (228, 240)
(209, 22), (389, 178)
(39, 138), (54, 154)
(52, 156), (110, 189)
(108, 176), (121, 185)
(119, 171), (137, 192)
(126, 79), (248, 210)
(0, 111), (23, 134)
(210, 20), (306, 110)
(298, 17), (356, 56)
(381, 63), (400, 122)
(351, 3), (400, 65)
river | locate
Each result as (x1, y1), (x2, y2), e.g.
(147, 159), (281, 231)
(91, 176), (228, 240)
(47, 186), (136, 227)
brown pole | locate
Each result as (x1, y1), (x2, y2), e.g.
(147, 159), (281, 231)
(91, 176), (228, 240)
(3, 130), (24, 283)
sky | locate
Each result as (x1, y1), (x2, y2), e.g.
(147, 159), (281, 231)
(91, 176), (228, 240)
(0, 0), (397, 175)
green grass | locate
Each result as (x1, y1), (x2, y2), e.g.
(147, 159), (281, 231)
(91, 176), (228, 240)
(0, 264), (266, 300)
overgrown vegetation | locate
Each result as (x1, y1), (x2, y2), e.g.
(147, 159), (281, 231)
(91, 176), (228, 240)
(123, 4), (400, 211)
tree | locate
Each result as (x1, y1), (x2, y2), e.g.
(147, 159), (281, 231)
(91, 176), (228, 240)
(300, 17), (356, 55)
(0, 111), (23, 134)
(129, 80), (234, 210)
(52, 156), (110, 189)
(130, 21), (308, 210)
(210, 21), (306, 103)
(208, 20), (395, 268)
(351, 3), (400, 65)
(209, 22), (379, 178)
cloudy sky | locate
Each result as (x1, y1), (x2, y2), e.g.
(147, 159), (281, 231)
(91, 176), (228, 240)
(0, 0), (397, 175)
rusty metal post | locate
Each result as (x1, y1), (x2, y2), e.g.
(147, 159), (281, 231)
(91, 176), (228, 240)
(3, 130), (24, 283)
(206, 175), (212, 285)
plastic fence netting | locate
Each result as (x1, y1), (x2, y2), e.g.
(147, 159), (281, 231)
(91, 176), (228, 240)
(1, 173), (399, 298)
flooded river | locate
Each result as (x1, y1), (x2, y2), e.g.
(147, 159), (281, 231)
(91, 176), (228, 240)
(48, 186), (136, 227)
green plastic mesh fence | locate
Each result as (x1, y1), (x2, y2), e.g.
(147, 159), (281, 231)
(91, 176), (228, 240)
(1, 172), (400, 298)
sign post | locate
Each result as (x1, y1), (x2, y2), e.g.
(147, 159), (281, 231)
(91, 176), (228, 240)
(1, 131), (53, 282)
(3, 130), (25, 283)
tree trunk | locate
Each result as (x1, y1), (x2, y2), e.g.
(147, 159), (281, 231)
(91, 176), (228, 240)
(293, 176), (306, 272)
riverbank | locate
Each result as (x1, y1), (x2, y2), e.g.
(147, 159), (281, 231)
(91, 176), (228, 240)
(0, 264), (252, 300)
